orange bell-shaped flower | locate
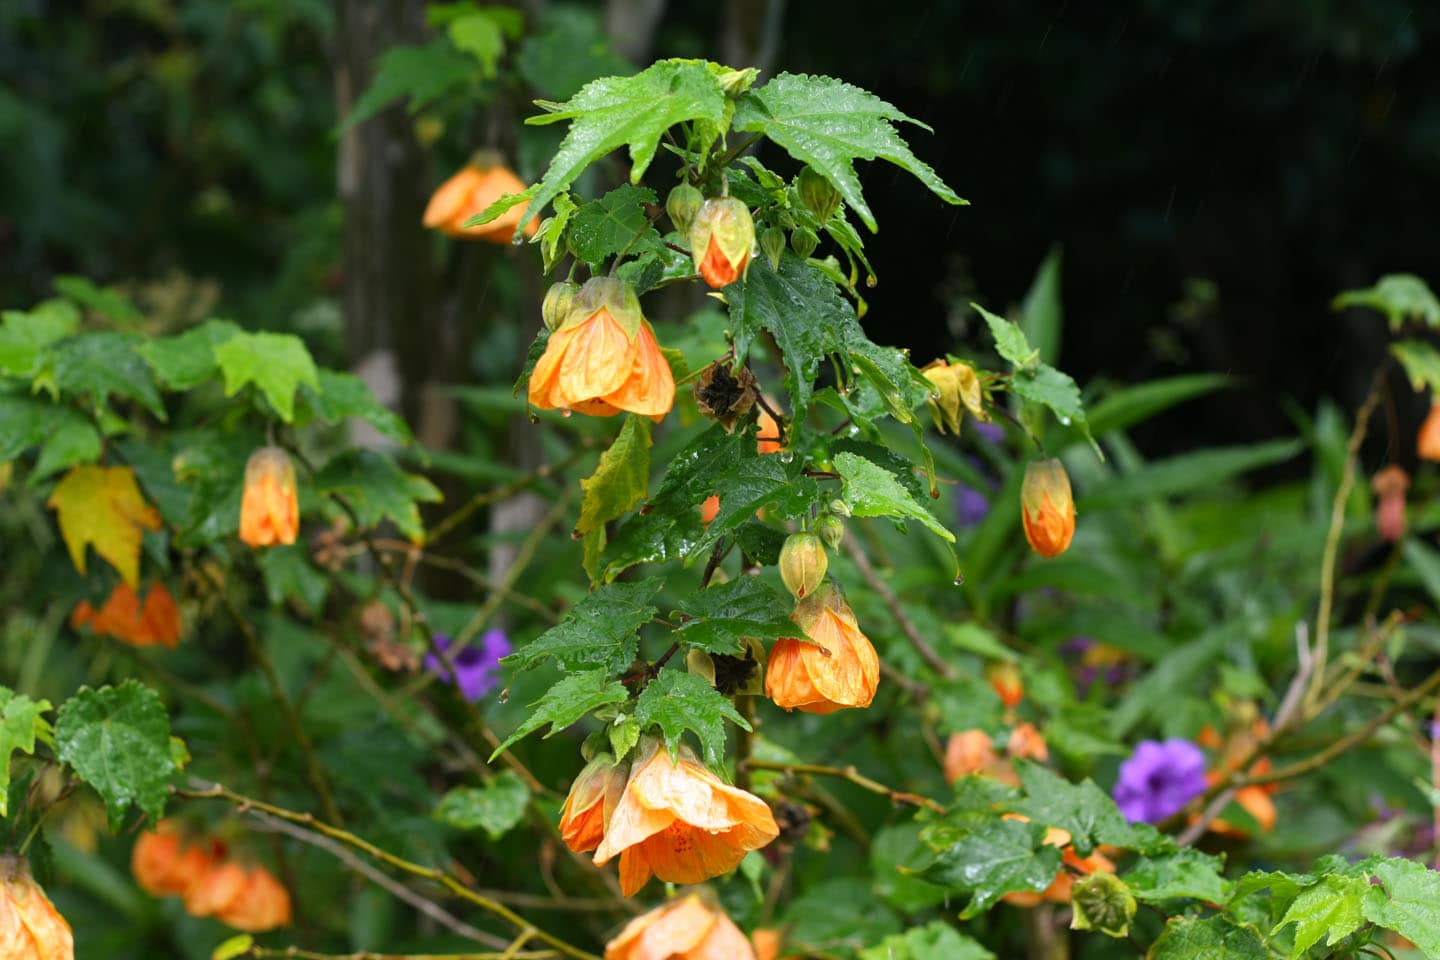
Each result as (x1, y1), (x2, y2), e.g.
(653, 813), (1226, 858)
(1020, 458), (1075, 557)
(605, 894), (756, 960)
(131, 822), (216, 898)
(1420, 403), (1440, 461)
(239, 446), (300, 547)
(559, 753), (629, 854)
(943, 729), (1002, 785)
(527, 277), (675, 421)
(213, 865), (292, 932)
(1, 856), (74, 960)
(689, 197), (755, 288)
(73, 582), (181, 649)
(593, 738), (778, 896)
(986, 660), (1024, 708)
(423, 153), (538, 243)
(766, 582), (880, 714)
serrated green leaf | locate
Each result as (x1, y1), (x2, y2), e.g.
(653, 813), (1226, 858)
(634, 669), (747, 767)
(0, 687), (53, 818)
(52, 332), (165, 418)
(54, 275), (143, 327)
(608, 715), (640, 759)
(342, 40), (477, 131)
(1391, 339), (1440, 394)
(1012, 761), (1175, 857)
(1363, 857), (1440, 958)
(833, 451), (954, 543)
(567, 185), (659, 266)
(0, 301), (78, 377)
(859, 921), (995, 960)
(914, 816), (1060, 917)
(1273, 873), (1367, 954)
(975, 302), (1038, 369)
(213, 331), (319, 422)
(137, 319), (242, 390)
(54, 680), (177, 831)
(576, 415), (651, 537)
(603, 425), (818, 580)
(315, 449), (441, 542)
(727, 252), (863, 428)
(1125, 849), (1228, 903)
(490, 669), (629, 758)
(297, 369), (411, 444)
(31, 419), (101, 481)
(0, 396), (91, 463)
(1333, 273), (1440, 329)
(521, 59), (727, 234)
(671, 577), (795, 655)
(732, 520), (785, 566)
(434, 771), (530, 840)
(1148, 916), (1268, 959)
(732, 72), (963, 232)
(504, 579), (661, 673)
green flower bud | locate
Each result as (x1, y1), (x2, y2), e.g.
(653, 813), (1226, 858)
(815, 513), (845, 551)
(666, 183), (704, 236)
(761, 226), (786, 270)
(827, 498), (851, 518)
(779, 532), (828, 600)
(690, 197), (756, 288)
(565, 276), (643, 339)
(790, 226), (819, 260)
(797, 167), (842, 223)
(541, 280), (580, 332)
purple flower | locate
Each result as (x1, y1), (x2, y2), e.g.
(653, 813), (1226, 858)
(955, 485), (990, 527)
(424, 630), (511, 702)
(1113, 739), (1208, 823)
(973, 421), (1005, 445)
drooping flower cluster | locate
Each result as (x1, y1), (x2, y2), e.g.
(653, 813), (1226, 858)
(561, 739), (778, 897)
(1, 857), (72, 960)
(132, 822), (291, 932)
(528, 277), (675, 421)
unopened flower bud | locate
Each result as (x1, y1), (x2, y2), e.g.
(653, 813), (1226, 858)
(761, 226), (786, 270)
(559, 753), (629, 855)
(815, 513), (845, 551)
(986, 661), (1024, 708)
(1021, 459), (1075, 558)
(541, 280), (580, 332)
(827, 498), (850, 518)
(689, 197), (755, 288)
(1373, 465), (1409, 543)
(797, 166), (842, 223)
(240, 447), (299, 548)
(666, 184), (704, 236)
(779, 532), (828, 599)
(790, 226), (819, 260)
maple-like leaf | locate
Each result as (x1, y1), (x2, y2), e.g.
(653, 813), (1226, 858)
(48, 465), (163, 587)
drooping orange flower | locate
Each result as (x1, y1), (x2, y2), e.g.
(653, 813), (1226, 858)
(1006, 722), (1049, 763)
(184, 861), (290, 931)
(72, 581), (181, 649)
(593, 738), (778, 897)
(423, 153), (538, 243)
(1, 856), (73, 960)
(1420, 403), (1440, 461)
(689, 197), (755, 288)
(559, 753), (629, 855)
(212, 865), (292, 932)
(527, 277), (674, 421)
(1021, 458), (1075, 558)
(605, 894), (756, 960)
(943, 729), (1005, 785)
(239, 446), (300, 548)
(132, 822), (216, 897)
(765, 583), (880, 714)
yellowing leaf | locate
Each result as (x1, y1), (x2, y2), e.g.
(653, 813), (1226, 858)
(48, 465), (162, 587)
